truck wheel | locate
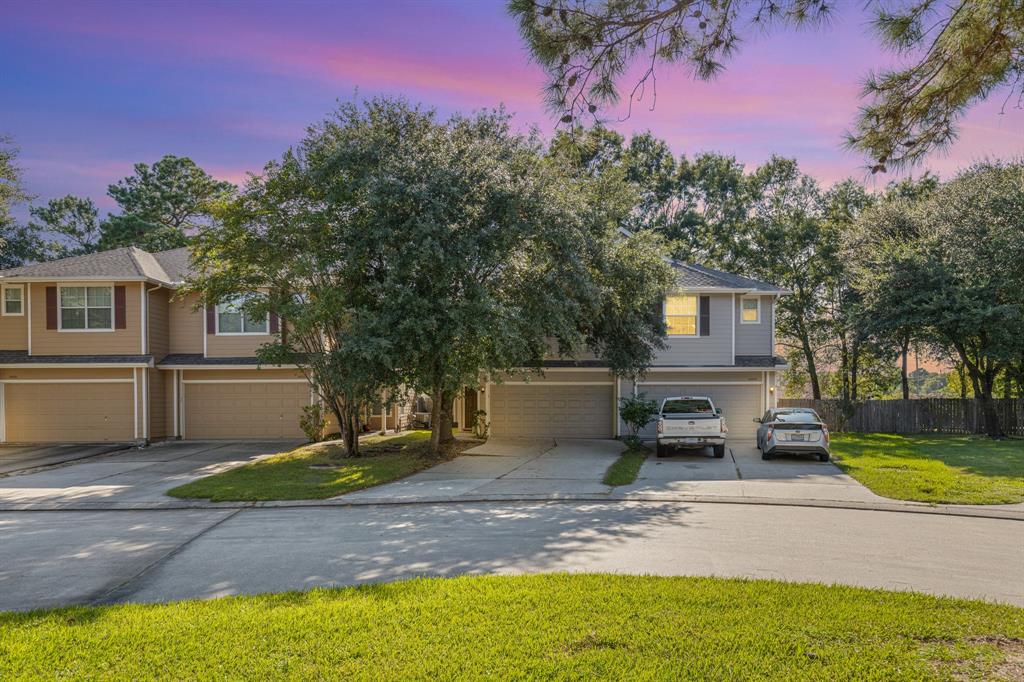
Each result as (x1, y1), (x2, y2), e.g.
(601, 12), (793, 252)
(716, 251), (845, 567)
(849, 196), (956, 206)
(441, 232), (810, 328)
(656, 442), (665, 458)
(712, 444), (726, 459)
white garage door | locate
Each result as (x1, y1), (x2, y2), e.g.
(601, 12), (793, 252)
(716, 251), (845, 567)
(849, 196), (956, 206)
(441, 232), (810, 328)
(489, 383), (614, 438)
(635, 383), (763, 439)
(184, 381), (310, 439)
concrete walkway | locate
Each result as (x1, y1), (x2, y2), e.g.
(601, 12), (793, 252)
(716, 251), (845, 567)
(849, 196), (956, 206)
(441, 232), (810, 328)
(2, 501), (1021, 611)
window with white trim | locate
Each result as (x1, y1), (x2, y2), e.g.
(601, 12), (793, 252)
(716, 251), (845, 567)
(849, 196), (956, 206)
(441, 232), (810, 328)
(2, 285), (23, 316)
(60, 286), (113, 330)
(216, 297), (268, 335)
(740, 296), (760, 323)
(664, 294), (698, 336)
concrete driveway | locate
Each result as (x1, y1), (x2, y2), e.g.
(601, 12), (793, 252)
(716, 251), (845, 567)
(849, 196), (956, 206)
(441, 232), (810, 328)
(342, 438), (623, 501)
(618, 441), (884, 504)
(0, 443), (131, 475)
(0, 440), (303, 508)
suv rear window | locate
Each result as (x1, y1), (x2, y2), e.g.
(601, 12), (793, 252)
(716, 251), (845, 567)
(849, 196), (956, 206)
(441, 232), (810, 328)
(661, 398), (715, 416)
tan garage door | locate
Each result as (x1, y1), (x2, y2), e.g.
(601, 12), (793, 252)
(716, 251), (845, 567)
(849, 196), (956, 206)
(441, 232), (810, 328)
(635, 383), (763, 439)
(4, 382), (134, 442)
(184, 381), (309, 439)
(489, 383), (614, 438)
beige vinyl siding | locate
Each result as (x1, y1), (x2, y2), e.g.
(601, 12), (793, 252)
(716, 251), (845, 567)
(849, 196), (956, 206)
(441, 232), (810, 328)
(148, 288), (169, 361)
(29, 281), (143, 356)
(206, 332), (274, 358)
(168, 292), (203, 355)
(148, 369), (166, 440)
(0, 313), (27, 350)
(2, 368), (135, 443)
(163, 369), (176, 438)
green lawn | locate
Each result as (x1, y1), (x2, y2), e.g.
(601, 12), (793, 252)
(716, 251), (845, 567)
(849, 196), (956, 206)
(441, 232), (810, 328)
(167, 431), (475, 501)
(830, 433), (1024, 505)
(603, 443), (647, 486)
(2, 575), (1021, 680)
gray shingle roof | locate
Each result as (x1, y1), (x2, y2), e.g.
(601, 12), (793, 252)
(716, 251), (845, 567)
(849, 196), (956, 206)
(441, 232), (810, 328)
(150, 247), (192, 283)
(0, 350), (152, 365)
(671, 261), (787, 293)
(0, 246), (195, 286)
(157, 354), (299, 367)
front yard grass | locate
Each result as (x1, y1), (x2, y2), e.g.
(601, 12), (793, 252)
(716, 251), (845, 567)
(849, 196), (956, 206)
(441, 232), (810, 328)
(167, 430), (478, 501)
(2, 574), (1022, 680)
(830, 433), (1024, 505)
(603, 442), (647, 486)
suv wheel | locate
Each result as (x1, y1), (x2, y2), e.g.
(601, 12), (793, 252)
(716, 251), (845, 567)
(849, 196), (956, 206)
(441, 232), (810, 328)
(761, 451), (772, 461)
(818, 453), (830, 463)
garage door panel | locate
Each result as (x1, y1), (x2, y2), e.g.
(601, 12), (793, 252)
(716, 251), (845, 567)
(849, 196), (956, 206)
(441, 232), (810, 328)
(5, 383), (134, 442)
(490, 384), (613, 438)
(185, 382), (309, 439)
(636, 384), (763, 439)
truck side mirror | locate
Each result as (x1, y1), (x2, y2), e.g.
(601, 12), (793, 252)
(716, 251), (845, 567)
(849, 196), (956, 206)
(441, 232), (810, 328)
(716, 408), (722, 415)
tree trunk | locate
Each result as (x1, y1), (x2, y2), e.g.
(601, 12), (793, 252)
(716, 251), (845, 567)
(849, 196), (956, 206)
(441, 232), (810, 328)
(839, 335), (850, 403)
(797, 326), (821, 399)
(428, 386), (444, 454)
(438, 389), (455, 445)
(957, 363), (967, 399)
(976, 364), (1005, 438)
(850, 337), (860, 402)
(900, 337), (910, 400)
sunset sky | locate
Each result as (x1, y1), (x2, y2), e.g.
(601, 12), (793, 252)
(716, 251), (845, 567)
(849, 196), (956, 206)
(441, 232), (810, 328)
(3, 0), (1022, 217)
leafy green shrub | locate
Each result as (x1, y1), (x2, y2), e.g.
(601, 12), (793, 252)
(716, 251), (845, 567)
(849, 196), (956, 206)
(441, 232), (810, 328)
(619, 394), (658, 440)
(299, 403), (328, 442)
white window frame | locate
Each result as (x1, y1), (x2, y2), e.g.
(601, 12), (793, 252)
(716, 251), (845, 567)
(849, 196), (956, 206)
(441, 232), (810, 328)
(58, 284), (114, 332)
(215, 297), (270, 336)
(663, 294), (699, 337)
(740, 296), (761, 324)
(1, 285), (24, 316)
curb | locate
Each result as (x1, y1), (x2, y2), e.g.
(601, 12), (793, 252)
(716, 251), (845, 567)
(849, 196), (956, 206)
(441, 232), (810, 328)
(1, 493), (1022, 521)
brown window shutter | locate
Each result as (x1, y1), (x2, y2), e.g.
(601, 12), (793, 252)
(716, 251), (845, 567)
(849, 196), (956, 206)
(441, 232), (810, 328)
(114, 286), (126, 329)
(269, 313), (279, 334)
(45, 286), (57, 329)
(206, 305), (216, 334)
(699, 295), (710, 337)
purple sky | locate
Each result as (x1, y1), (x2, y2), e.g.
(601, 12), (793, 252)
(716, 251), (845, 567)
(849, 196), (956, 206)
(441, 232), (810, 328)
(3, 0), (1022, 218)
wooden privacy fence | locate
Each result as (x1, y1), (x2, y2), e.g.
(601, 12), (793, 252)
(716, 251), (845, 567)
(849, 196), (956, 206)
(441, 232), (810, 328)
(778, 398), (1024, 435)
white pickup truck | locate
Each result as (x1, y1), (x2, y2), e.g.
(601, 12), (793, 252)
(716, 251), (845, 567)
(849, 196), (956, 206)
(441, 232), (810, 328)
(655, 396), (728, 458)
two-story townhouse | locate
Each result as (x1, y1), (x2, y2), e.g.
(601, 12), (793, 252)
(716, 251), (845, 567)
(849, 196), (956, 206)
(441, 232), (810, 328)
(0, 247), (313, 443)
(0, 245), (785, 443)
(474, 261), (788, 440)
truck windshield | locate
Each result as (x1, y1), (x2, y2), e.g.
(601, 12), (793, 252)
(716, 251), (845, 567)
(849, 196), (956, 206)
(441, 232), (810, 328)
(662, 398), (715, 417)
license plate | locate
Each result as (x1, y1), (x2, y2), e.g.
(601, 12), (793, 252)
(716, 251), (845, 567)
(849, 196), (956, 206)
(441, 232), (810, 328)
(791, 434), (806, 441)
(681, 437), (699, 444)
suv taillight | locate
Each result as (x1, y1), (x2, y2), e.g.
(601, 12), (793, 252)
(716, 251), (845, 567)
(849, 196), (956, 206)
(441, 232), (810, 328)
(822, 426), (830, 443)
(657, 419), (663, 434)
(766, 427), (774, 441)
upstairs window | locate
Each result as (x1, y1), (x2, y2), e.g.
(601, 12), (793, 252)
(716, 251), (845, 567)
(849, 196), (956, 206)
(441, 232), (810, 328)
(60, 286), (112, 330)
(741, 296), (760, 323)
(216, 297), (268, 335)
(664, 294), (698, 336)
(2, 285), (23, 315)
